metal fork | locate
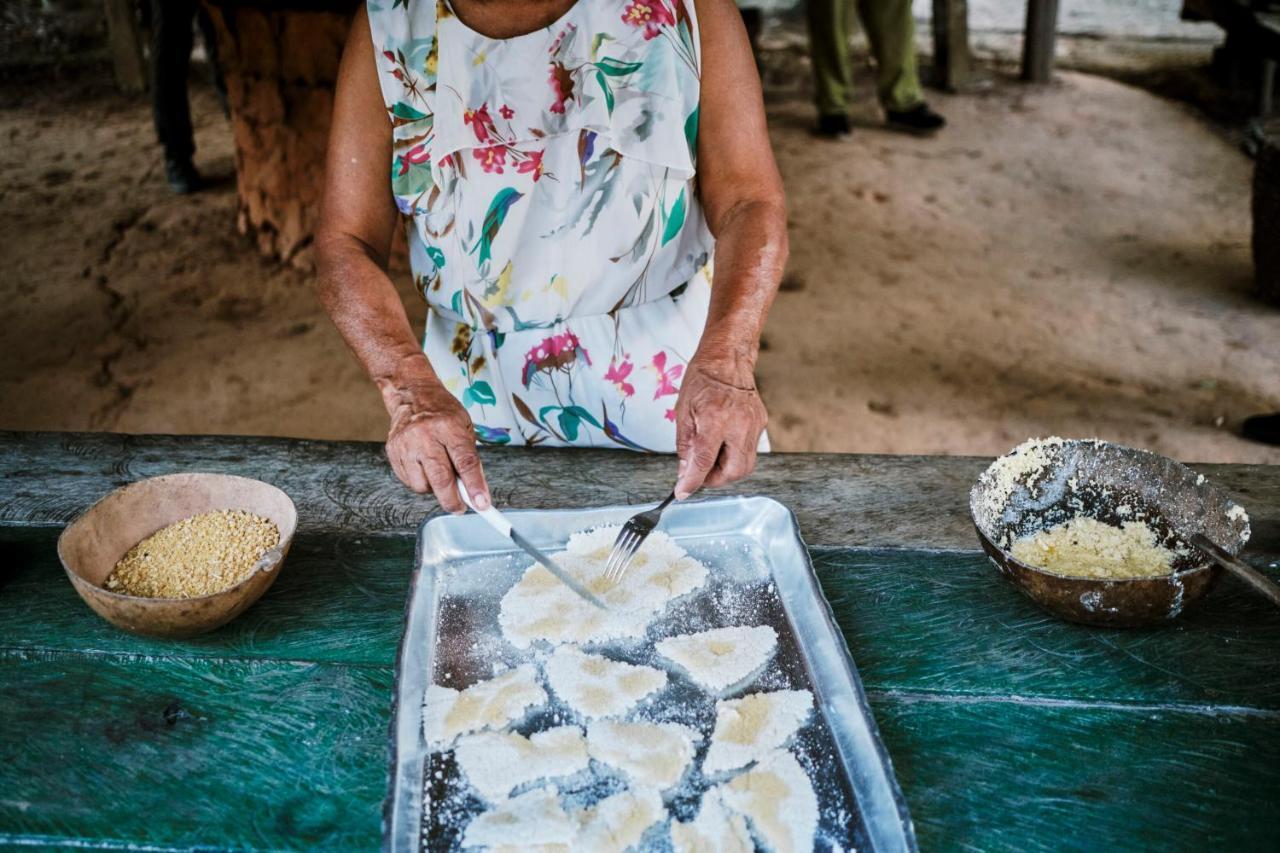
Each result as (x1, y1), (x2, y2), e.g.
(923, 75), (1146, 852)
(604, 491), (677, 585)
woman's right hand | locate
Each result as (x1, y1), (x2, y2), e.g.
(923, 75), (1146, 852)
(383, 373), (490, 514)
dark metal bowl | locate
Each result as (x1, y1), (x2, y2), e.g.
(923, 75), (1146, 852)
(970, 439), (1251, 628)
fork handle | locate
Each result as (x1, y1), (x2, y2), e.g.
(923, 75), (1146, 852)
(655, 491), (677, 513)
(457, 479), (512, 537)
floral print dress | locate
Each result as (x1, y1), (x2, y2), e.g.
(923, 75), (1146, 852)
(367, 0), (715, 450)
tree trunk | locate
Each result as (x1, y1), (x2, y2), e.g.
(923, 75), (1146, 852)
(204, 3), (357, 267)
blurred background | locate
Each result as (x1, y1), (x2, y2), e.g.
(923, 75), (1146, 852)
(1, 0), (1277, 461)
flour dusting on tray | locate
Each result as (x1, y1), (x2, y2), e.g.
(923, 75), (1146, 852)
(418, 522), (864, 851)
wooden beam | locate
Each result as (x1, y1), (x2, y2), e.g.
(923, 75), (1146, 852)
(102, 0), (147, 94)
(931, 0), (972, 90)
(1021, 0), (1060, 83)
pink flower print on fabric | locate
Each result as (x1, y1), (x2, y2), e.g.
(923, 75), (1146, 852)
(517, 150), (546, 181)
(650, 351), (683, 399)
(521, 331), (592, 387)
(463, 103), (495, 143)
(605, 356), (636, 398)
(622, 0), (675, 40)
(398, 143), (430, 176)
(474, 146), (507, 173)
(500, 104), (515, 119)
(548, 62), (575, 114)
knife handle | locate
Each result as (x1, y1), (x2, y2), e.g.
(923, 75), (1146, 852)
(456, 479), (512, 537)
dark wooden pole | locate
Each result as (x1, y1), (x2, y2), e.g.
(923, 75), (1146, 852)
(931, 0), (972, 90)
(1021, 0), (1060, 83)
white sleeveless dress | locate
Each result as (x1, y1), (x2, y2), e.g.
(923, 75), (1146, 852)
(366, 0), (716, 450)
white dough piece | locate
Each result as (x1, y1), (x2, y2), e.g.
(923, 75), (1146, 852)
(586, 719), (700, 792)
(574, 787), (666, 853)
(702, 689), (813, 774)
(544, 646), (667, 719)
(423, 664), (547, 748)
(656, 625), (778, 694)
(499, 527), (708, 649)
(454, 726), (588, 801)
(671, 788), (754, 853)
(719, 750), (819, 853)
(461, 787), (577, 849)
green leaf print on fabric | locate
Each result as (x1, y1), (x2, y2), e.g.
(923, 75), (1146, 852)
(596, 71), (614, 116)
(462, 380), (497, 408)
(596, 57), (643, 77)
(390, 101), (428, 123)
(590, 33), (614, 62)
(661, 188), (686, 246)
(425, 246), (446, 268)
(471, 188), (524, 267)
(684, 106), (699, 160)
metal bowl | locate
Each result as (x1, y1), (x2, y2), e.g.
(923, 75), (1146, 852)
(57, 473), (297, 638)
(970, 439), (1251, 627)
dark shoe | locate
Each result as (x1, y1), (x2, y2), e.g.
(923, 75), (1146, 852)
(164, 157), (203, 194)
(814, 113), (852, 138)
(1242, 413), (1280, 445)
(885, 103), (947, 134)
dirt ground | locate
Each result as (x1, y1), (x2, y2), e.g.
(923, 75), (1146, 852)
(1, 68), (1277, 463)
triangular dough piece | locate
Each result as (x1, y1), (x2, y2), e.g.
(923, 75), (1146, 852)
(656, 625), (778, 694)
(424, 664), (546, 748)
(454, 725), (588, 801)
(544, 646), (667, 719)
(499, 528), (708, 649)
(574, 787), (666, 853)
(671, 788), (754, 853)
(461, 787), (577, 849)
(586, 719), (700, 792)
(718, 750), (819, 853)
(702, 689), (812, 774)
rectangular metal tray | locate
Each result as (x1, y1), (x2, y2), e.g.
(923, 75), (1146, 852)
(385, 496), (916, 852)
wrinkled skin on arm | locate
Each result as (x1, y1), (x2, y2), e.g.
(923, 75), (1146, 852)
(673, 0), (788, 499)
(315, 7), (489, 513)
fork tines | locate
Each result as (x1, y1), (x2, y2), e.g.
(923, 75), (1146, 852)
(604, 524), (644, 584)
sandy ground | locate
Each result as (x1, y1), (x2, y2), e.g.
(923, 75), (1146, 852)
(1, 69), (1277, 463)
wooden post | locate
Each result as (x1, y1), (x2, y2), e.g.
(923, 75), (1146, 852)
(931, 0), (971, 91)
(1021, 0), (1060, 83)
(203, 3), (356, 266)
(103, 0), (147, 94)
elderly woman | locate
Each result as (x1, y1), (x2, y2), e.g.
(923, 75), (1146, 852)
(316, 0), (786, 513)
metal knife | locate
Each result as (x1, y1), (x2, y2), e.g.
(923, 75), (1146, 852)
(456, 480), (608, 610)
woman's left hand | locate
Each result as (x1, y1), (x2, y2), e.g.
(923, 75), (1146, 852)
(672, 354), (768, 499)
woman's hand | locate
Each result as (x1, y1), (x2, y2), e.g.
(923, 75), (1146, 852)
(383, 372), (490, 514)
(673, 352), (768, 500)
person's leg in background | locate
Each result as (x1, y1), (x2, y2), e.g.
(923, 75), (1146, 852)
(194, 4), (229, 117)
(855, 0), (946, 132)
(150, 0), (202, 193)
(807, 0), (855, 136)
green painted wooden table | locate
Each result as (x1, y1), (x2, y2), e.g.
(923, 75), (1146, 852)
(2, 431), (1279, 851)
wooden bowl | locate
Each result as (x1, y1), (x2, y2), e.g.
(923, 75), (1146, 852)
(57, 473), (297, 638)
(970, 439), (1251, 627)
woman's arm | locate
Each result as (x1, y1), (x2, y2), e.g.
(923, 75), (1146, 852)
(315, 6), (489, 512)
(674, 0), (789, 499)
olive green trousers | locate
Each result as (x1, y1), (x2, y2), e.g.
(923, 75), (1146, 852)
(807, 0), (925, 115)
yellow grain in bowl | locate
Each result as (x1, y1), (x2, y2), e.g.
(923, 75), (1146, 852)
(105, 509), (281, 598)
(1009, 516), (1179, 580)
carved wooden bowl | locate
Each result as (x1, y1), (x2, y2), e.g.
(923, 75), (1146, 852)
(57, 473), (297, 638)
(970, 439), (1251, 628)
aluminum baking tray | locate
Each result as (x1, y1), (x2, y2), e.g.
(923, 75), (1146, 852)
(385, 496), (916, 852)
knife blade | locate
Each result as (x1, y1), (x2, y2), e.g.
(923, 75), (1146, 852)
(456, 480), (608, 610)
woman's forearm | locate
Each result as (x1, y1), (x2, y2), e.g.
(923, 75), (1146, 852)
(315, 234), (441, 415)
(694, 198), (789, 383)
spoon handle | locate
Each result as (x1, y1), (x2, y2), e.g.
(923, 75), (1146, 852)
(1191, 534), (1280, 609)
